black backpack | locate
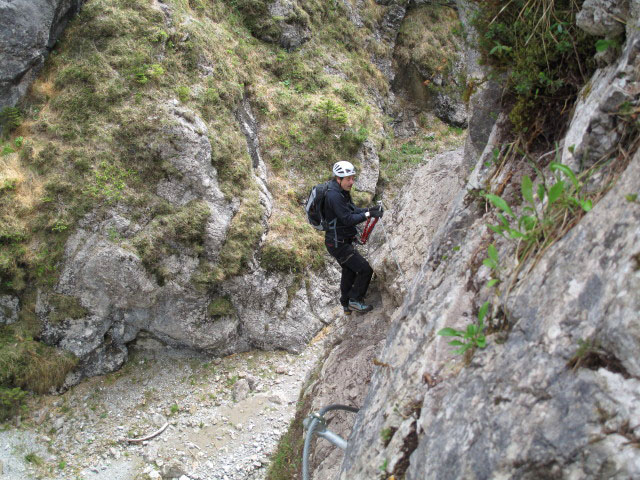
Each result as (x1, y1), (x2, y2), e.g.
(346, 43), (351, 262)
(305, 181), (331, 231)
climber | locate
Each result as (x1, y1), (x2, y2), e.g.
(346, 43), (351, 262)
(324, 161), (383, 314)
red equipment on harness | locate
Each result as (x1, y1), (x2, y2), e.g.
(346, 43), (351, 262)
(359, 217), (379, 245)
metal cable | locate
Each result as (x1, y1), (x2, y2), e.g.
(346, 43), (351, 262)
(302, 404), (359, 480)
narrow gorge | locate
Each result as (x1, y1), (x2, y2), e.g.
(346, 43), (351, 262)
(0, 1), (638, 479)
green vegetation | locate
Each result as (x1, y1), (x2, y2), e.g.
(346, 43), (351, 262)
(0, 107), (22, 137)
(483, 244), (501, 288)
(395, 4), (463, 97)
(0, 386), (27, 421)
(48, 293), (89, 324)
(438, 301), (490, 355)
(379, 115), (466, 189)
(380, 427), (395, 446)
(484, 160), (594, 264)
(0, 313), (77, 419)
(132, 200), (211, 285)
(24, 452), (44, 465)
(472, 0), (596, 138)
(207, 296), (235, 318)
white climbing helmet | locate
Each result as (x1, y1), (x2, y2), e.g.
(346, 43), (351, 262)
(332, 161), (356, 178)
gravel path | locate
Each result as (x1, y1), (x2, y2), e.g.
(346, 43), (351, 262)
(0, 324), (333, 480)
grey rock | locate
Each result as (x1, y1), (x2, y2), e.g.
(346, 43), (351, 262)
(151, 414), (167, 428)
(331, 28), (640, 476)
(354, 140), (380, 195)
(577, 0), (628, 37)
(162, 459), (187, 479)
(0, 0), (84, 111)
(563, 32), (640, 174)
(227, 265), (338, 353)
(235, 94), (273, 219)
(232, 378), (251, 402)
(304, 296), (391, 480)
(266, 0), (311, 51)
(380, 4), (407, 43)
(433, 91), (468, 128)
(0, 295), (19, 325)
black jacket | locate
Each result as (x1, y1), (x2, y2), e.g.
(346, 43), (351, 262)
(324, 179), (367, 243)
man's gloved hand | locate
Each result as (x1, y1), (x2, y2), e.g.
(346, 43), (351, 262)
(369, 205), (384, 218)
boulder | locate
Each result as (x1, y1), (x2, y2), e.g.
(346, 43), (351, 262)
(576, 0), (629, 37)
(0, 295), (19, 325)
(0, 0), (84, 110)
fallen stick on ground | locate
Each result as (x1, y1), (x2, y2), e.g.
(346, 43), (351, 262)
(124, 422), (169, 443)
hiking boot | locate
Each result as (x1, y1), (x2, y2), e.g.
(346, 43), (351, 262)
(343, 306), (352, 315)
(348, 299), (373, 313)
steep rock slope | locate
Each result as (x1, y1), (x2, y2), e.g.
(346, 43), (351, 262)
(338, 7), (639, 480)
(292, 2), (640, 479)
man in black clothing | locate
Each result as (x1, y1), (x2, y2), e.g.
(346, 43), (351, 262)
(324, 161), (383, 314)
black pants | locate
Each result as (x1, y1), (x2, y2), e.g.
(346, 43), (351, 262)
(326, 240), (373, 306)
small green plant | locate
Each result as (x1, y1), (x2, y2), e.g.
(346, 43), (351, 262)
(207, 296), (235, 318)
(380, 427), (395, 446)
(134, 63), (164, 84)
(313, 99), (347, 131)
(483, 243), (500, 288)
(0, 386), (27, 420)
(595, 38), (619, 53)
(438, 301), (489, 355)
(0, 107), (22, 137)
(625, 193), (638, 203)
(169, 403), (179, 415)
(58, 460), (67, 470)
(176, 86), (191, 103)
(51, 220), (68, 233)
(485, 159), (593, 262)
(24, 452), (44, 465)
(379, 459), (388, 472)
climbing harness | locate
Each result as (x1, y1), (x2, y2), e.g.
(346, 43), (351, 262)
(302, 404), (359, 480)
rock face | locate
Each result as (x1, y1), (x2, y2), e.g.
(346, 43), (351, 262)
(0, 0), (84, 110)
(41, 102), (339, 385)
(153, 101), (233, 260)
(370, 146), (467, 305)
(456, 0), (502, 165)
(391, 2), (468, 127)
